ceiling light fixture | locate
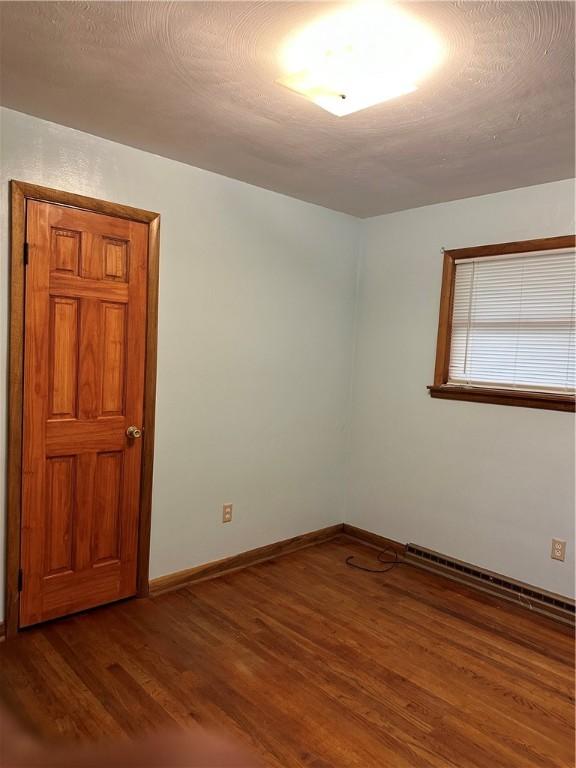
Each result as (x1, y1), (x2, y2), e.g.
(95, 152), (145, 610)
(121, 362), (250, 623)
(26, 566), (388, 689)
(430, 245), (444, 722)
(276, 1), (444, 117)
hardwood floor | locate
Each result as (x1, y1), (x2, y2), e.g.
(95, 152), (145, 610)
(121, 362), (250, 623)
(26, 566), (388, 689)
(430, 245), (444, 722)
(1, 537), (574, 767)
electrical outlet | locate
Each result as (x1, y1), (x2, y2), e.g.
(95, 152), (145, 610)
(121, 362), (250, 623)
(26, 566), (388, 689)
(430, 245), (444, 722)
(551, 538), (566, 561)
(222, 504), (233, 523)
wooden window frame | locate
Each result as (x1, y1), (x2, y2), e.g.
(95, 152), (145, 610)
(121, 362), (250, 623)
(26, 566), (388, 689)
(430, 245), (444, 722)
(428, 235), (576, 413)
(6, 181), (160, 638)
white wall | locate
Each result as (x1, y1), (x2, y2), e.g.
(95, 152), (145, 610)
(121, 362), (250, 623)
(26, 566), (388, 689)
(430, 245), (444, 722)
(1, 107), (574, 618)
(348, 179), (576, 598)
(0, 108), (360, 609)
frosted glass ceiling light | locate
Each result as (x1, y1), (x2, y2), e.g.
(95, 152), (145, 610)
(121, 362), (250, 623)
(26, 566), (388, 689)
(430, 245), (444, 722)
(276, 1), (444, 116)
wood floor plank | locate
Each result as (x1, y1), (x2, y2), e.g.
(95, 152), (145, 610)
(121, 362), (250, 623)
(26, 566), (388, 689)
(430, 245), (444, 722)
(1, 537), (573, 767)
(192, 563), (567, 767)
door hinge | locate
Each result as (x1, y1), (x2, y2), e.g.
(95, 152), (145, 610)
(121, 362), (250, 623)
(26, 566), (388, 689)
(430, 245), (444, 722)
(23, 242), (29, 266)
(18, 568), (23, 592)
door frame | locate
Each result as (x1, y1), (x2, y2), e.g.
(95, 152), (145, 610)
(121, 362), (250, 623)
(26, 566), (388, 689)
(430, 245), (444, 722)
(6, 180), (160, 638)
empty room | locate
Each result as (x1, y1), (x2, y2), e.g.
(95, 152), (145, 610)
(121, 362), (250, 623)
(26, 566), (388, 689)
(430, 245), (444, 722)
(0, 1), (574, 766)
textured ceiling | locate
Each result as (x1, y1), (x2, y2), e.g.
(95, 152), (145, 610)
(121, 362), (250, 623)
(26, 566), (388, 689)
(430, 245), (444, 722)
(0, 1), (574, 217)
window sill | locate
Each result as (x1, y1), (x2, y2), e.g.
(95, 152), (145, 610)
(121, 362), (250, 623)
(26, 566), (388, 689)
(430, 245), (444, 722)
(428, 385), (575, 412)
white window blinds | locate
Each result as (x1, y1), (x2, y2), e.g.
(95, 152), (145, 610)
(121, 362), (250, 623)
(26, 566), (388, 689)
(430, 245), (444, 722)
(448, 249), (576, 393)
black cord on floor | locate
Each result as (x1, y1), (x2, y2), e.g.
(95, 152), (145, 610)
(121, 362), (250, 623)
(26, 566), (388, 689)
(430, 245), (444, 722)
(345, 546), (413, 574)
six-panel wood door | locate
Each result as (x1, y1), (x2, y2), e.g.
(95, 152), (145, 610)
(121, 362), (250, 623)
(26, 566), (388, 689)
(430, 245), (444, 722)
(20, 201), (148, 627)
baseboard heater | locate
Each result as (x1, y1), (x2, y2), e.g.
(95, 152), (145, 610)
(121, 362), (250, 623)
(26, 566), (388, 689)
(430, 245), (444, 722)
(405, 543), (575, 626)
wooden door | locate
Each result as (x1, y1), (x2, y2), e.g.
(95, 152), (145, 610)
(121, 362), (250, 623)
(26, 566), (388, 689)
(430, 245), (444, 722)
(20, 201), (148, 627)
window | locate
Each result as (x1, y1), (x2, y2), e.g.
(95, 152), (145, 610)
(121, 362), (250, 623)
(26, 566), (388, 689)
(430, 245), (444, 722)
(429, 236), (576, 411)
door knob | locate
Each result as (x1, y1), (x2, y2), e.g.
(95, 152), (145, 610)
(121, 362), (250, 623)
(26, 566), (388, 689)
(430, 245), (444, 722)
(126, 425), (142, 439)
